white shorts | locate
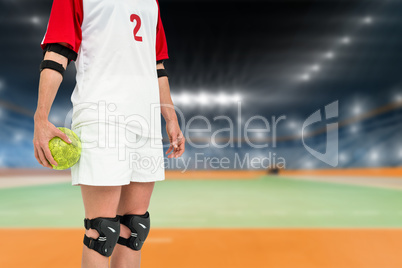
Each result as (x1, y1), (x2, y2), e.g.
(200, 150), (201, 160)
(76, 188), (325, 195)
(71, 123), (165, 186)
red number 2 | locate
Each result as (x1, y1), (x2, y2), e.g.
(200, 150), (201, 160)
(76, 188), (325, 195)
(130, 14), (143, 42)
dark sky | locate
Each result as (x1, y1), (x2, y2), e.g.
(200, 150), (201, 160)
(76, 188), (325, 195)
(0, 0), (401, 120)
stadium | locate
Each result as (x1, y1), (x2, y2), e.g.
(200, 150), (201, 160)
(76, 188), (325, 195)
(1, 0), (402, 267)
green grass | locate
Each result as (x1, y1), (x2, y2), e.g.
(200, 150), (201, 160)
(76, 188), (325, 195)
(1, 176), (402, 228)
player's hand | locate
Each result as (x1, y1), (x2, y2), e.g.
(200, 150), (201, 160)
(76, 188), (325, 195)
(33, 117), (71, 168)
(165, 120), (185, 158)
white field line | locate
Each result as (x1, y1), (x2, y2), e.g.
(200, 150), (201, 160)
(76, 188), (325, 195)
(0, 175), (71, 189)
(165, 210), (402, 217)
(259, 210), (392, 216)
(261, 211), (289, 216)
(217, 211), (247, 216)
(159, 218), (208, 223)
(351, 210), (381, 216)
(37, 210), (64, 215)
(0, 210), (65, 216)
(281, 175), (402, 190)
(305, 210), (335, 216)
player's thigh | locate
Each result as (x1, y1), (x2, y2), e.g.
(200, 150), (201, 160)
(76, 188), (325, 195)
(81, 185), (122, 219)
(117, 182), (155, 215)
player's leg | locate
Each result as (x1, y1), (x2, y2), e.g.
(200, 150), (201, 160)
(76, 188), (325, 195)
(81, 185), (122, 268)
(110, 181), (155, 268)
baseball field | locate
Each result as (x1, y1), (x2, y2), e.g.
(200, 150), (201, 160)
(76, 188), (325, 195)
(1, 169), (402, 268)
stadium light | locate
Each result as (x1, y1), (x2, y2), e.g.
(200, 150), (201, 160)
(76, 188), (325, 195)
(350, 125), (359, 133)
(352, 105), (361, 115)
(49, 114), (62, 124)
(311, 64), (320, 72)
(287, 120), (297, 129)
(300, 74), (310, 81)
(197, 92), (209, 106)
(174, 92), (243, 106)
(370, 151), (378, 161)
(341, 37), (351, 44)
(232, 93), (242, 102)
(304, 161), (314, 169)
(13, 133), (24, 143)
(216, 92), (228, 105)
(363, 16), (373, 24)
(394, 93), (402, 102)
(254, 131), (266, 139)
(324, 51), (335, 59)
(31, 16), (40, 25)
(339, 153), (348, 162)
(179, 92), (190, 105)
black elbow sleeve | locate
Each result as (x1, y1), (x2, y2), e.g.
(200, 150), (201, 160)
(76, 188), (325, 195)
(39, 60), (65, 76)
(157, 69), (168, 78)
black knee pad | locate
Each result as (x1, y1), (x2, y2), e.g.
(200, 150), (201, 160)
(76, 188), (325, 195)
(83, 216), (120, 257)
(117, 211), (150, 251)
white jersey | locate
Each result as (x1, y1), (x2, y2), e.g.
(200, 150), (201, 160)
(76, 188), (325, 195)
(41, 0), (169, 138)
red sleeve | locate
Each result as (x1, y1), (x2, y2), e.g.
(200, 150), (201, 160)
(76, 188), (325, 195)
(155, 0), (169, 61)
(41, 0), (83, 53)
